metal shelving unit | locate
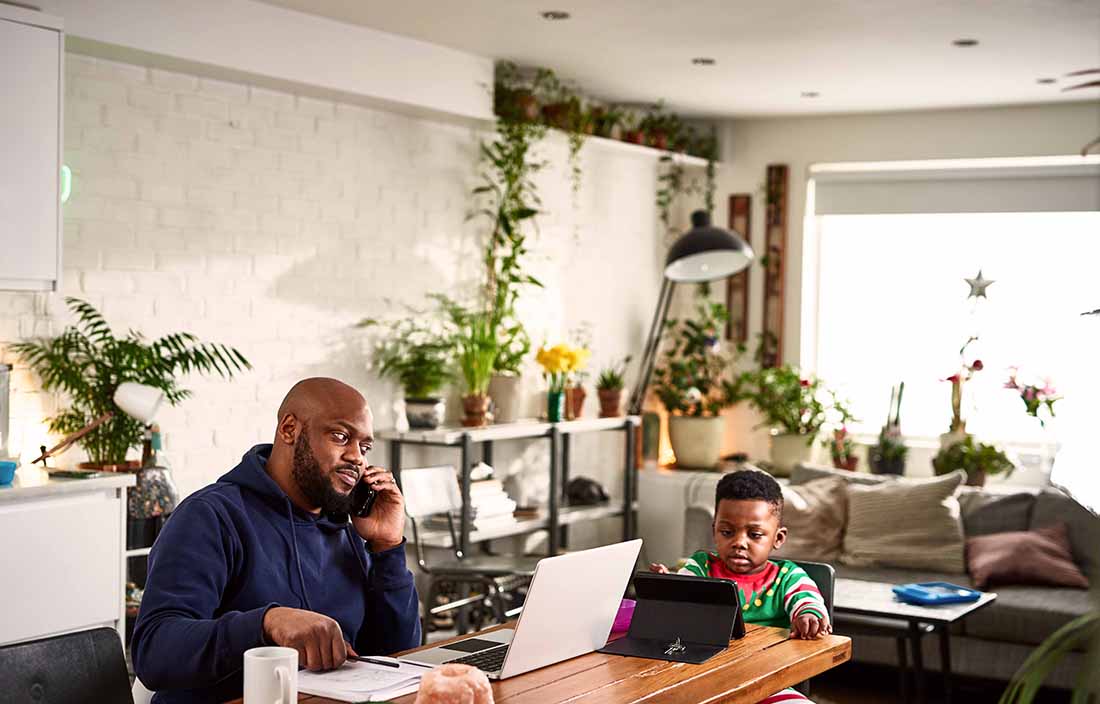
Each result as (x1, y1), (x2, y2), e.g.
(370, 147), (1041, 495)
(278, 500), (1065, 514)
(380, 416), (639, 556)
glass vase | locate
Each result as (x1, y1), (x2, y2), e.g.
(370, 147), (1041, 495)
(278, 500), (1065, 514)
(547, 390), (565, 422)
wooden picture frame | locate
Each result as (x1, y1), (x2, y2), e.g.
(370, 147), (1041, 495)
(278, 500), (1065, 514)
(761, 164), (789, 368)
(726, 194), (751, 345)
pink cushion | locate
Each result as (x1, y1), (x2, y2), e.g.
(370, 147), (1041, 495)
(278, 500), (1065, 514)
(966, 522), (1089, 590)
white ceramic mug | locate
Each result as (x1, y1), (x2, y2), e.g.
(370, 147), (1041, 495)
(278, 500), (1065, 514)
(244, 646), (297, 704)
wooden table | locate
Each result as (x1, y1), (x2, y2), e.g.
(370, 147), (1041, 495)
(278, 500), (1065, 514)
(230, 624), (850, 704)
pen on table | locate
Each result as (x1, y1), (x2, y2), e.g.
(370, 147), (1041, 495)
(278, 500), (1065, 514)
(348, 655), (400, 668)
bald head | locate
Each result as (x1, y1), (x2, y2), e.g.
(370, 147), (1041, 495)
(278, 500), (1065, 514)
(268, 378), (375, 514)
(277, 377), (369, 426)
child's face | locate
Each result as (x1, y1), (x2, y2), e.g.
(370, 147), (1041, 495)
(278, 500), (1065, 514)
(712, 498), (787, 575)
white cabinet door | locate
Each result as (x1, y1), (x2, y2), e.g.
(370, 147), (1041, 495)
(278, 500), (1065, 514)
(0, 12), (62, 291)
(0, 490), (122, 646)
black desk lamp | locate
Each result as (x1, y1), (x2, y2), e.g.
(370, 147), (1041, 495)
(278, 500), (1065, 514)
(628, 210), (755, 416)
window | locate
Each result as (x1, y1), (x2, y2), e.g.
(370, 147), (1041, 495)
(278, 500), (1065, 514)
(812, 210), (1100, 446)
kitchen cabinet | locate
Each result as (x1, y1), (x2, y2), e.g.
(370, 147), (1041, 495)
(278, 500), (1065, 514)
(0, 5), (63, 291)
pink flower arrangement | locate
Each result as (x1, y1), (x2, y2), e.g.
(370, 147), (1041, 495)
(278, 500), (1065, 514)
(1005, 368), (1060, 427)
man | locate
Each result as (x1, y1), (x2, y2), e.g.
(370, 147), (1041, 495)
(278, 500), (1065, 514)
(133, 378), (420, 703)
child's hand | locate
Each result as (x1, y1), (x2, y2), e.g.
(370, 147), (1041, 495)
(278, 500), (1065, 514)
(791, 614), (831, 640)
(649, 563), (671, 574)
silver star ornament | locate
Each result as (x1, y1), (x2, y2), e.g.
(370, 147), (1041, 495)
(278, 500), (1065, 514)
(965, 270), (995, 299)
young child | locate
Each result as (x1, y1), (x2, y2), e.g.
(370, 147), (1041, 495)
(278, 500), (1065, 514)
(650, 469), (830, 704)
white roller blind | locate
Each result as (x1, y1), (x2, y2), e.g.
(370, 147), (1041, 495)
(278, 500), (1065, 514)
(812, 157), (1100, 215)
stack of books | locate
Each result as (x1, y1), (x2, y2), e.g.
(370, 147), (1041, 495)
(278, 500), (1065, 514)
(422, 478), (518, 533)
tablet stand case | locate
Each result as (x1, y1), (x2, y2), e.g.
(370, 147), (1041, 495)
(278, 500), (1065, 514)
(598, 572), (744, 664)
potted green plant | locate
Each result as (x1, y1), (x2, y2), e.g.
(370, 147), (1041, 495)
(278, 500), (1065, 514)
(828, 426), (859, 471)
(620, 107), (645, 145)
(652, 295), (742, 468)
(869, 382), (907, 475)
(538, 71), (581, 131)
(639, 101), (681, 151)
(932, 435), (1015, 487)
(596, 355), (631, 418)
(739, 365), (851, 476)
(11, 297), (250, 468)
(358, 314), (454, 429)
(435, 299), (497, 427)
(493, 61), (546, 123)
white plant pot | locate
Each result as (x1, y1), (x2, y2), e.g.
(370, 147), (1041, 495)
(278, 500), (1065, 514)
(668, 415), (725, 469)
(405, 397), (445, 430)
(939, 430), (970, 451)
(769, 432), (815, 477)
(489, 374), (522, 424)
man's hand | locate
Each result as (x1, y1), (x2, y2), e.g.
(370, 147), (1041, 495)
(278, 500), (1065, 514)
(649, 563), (671, 574)
(351, 466), (405, 551)
(263, 607), (358, 671)
(791, 613), (831, 640)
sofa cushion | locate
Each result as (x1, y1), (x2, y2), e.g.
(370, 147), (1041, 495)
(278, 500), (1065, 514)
(963, 585), (1094, 647)
(1029, 488), (1100, 578)
(792, 462), (890, 486)
(958, 487), (1037, 537)
(967, 522), (1089, 590)
(773, 477), (848, 563)
(842, 471), (966, 573)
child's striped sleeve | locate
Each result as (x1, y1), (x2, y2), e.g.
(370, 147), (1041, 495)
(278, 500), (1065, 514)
(782, 563), (828, 623)
(676, 550), (711, 577)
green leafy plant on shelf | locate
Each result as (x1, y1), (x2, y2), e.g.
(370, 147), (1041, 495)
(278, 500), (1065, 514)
(430, 295), (497, 397)
(738, 364), (853, 445)
(652, 292), (743, 417)
(10, 297), (250, 466)
(932, 435), (1015, 485)
(596, 355), (633, 391)
(357, 312), (454, 399)
(470, 109), (547, 376)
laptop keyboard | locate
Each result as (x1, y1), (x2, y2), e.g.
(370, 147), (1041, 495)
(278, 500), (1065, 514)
(446, 644), (509, 673)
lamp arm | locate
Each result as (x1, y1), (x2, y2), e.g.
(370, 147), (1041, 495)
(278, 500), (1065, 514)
(629, 278), (675, 416)
(31, 412), (115, 465)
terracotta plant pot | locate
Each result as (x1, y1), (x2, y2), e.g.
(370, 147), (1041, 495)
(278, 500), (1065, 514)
(965, 468), (987, 487)
(461, 393), (492, 427)
(648, 131), (669, 151)
(769, 432), (815, 477)
(624, 129), (646, 145)
(488, 374), (521, 424)
(833, 456), (859, 471)
(542, 102), (574, 130)
(78, 460), (141, 473)
(566, 386), (586, 420)
(598, 388), (623, 418)
(668, 415), (724, 469)
(516, 92), (540, 122)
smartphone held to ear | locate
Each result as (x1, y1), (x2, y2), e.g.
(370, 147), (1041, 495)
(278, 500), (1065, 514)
(350, 479), (377, 518)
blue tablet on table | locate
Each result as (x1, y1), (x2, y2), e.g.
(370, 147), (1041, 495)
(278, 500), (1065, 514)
(892, 582), (982, 606)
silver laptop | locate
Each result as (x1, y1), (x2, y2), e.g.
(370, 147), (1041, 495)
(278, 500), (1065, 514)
(400, 539), (642, 679)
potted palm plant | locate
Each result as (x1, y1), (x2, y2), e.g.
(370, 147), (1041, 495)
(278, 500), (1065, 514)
(439, 301), (497, 428)
(596, 356), (631, 418)
(652, 296), (742, 469)
(359, 314), (454, 429)
(11, 297), (250, 468)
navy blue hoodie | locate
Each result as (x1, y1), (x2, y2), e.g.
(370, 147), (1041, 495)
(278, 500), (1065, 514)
(132, 444), (421, 703)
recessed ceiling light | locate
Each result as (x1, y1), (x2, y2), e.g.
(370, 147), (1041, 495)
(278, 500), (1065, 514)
(540, 10), (570, 20)
(692, 57), (716, 66)
(1037, 77), (1056, 84)
(952, 38), (979, 47)
(801, 91), (820, 98)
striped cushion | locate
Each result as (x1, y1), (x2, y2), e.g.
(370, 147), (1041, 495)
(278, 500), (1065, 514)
(841, 471), (967, 574)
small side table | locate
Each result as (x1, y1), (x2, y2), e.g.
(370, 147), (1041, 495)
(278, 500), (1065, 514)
(833, 578), (997, 704)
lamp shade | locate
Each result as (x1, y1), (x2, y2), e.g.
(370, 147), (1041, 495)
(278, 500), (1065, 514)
(113, 383), (165, 425)
(664, 210), (754, 283)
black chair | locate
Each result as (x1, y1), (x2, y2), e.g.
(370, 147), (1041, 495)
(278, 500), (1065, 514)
(402, 465), (540, 641)
(0, 627), (133, 704)
(791, 560), (836, 698)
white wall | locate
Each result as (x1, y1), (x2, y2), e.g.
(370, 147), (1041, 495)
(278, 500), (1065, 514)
(0, 53), (664, 518)
(713, 100), (1100, 475)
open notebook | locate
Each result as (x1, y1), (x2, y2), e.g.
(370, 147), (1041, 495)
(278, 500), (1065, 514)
(297, 657), (425, 702)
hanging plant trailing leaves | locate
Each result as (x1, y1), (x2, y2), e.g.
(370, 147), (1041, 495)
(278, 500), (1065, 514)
(470, 114), (548, 374)
(656, 154), (687, 230)
(10, 297), (250, 465)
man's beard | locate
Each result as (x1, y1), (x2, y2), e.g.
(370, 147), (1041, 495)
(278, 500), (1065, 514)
(292, 431), (353, 515)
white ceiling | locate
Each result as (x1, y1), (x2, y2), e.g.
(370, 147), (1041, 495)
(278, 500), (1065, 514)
(260, 0), (1100, 117)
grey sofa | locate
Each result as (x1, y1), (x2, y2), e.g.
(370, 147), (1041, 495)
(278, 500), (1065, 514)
(682, 465), (1098, 689)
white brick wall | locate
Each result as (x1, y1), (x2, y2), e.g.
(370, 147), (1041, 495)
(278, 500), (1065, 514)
(0, 54), (671, 505)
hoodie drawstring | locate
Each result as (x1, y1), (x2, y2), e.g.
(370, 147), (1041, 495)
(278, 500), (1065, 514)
(285, 501), (313, 612)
